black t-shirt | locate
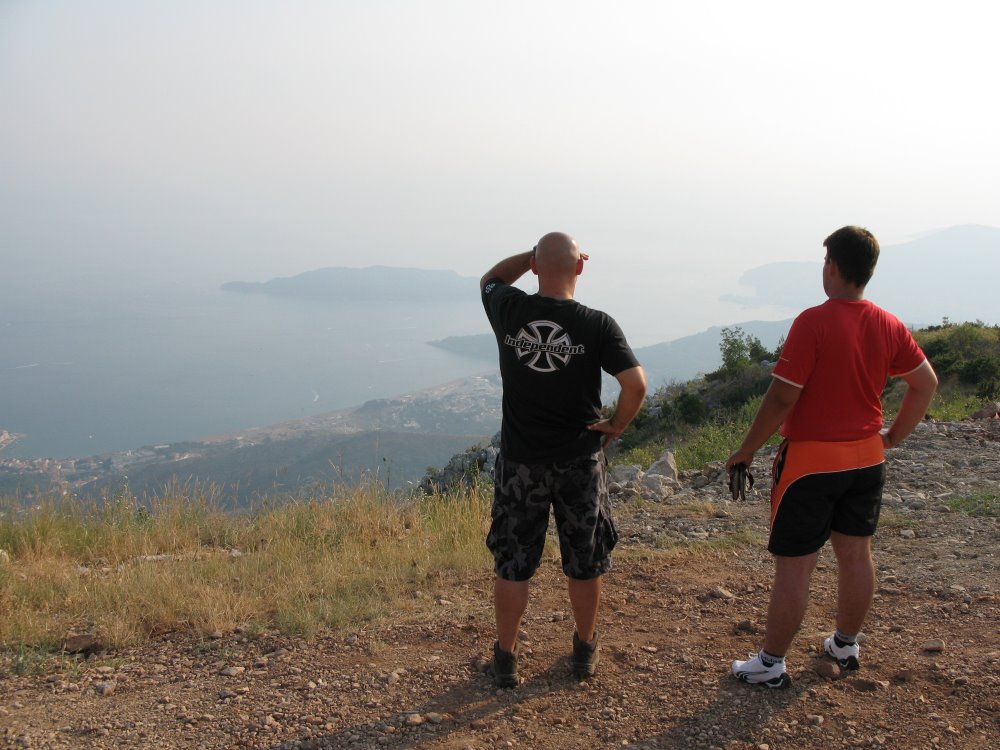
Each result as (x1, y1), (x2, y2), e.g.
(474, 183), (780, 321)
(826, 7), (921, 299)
(482, 278), (641, 463)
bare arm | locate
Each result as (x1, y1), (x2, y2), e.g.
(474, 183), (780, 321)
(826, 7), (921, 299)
(725, 377), (802, 471)
(587, 366), (648, 448)
(882, 360), (938, 448)
(480, 249), (535, 291)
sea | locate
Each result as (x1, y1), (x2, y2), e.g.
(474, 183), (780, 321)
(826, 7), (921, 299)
(0, 280), (494, 459)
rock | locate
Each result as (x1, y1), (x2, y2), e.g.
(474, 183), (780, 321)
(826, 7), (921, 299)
(922, 639), (945, 653)
(63, 634), (101, 656)
(94, 681), (116, 696)
(735, 619), (757, 634)
(893, 669), (915, 682)
(137, 554), (174, 563)
(710, 587), (735, 600)
(405, 714), (425, 726)
(420, 433), (501, 492)
(219, 666), (246, 676)
(610, 464), (643, 484)
(807, 714), (824, 726)
(425, 712), (444, 724)
(646, 451), (679, 481)
(813, 660), (840, 680)
(470, 656), (490, 673)
(970, 402), (1000, 420)
(0, 549), (10, 565)
(640, 473), (672, 494)
(899, 529), (916, 539)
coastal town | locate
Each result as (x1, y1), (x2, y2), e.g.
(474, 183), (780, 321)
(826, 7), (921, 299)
(0, 374), (503, 501)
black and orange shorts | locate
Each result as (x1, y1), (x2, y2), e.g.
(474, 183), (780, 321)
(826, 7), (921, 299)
(769, 435), (886, 557)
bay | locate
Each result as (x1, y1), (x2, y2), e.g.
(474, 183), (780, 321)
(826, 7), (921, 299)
(0, 281), (493, 459)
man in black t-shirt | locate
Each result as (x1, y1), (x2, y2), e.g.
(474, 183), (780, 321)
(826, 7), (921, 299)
(480, 231), (647, 687)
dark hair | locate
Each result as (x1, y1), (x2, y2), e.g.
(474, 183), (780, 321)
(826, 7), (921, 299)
(823, 226), (879, 287)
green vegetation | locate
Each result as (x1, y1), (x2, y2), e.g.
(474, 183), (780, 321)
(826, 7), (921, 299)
(946, 492), (999, 517)
(877, 507), (923, 530)
(618, 321), (999, 474)
(916, 320), (1000, 401)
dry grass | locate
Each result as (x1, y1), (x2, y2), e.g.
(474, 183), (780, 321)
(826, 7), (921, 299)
(0, 481), (492, 664)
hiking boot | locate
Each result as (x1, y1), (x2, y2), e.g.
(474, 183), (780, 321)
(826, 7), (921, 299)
(824, 635), (860, 671)
(571, 631), (600, 679)
(491, 641), (518, 688)
(731, 652), (792, 689)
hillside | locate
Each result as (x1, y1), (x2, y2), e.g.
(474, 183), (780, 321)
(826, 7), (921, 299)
(0, 375), (503, 503)
(2, 420), (997, 749)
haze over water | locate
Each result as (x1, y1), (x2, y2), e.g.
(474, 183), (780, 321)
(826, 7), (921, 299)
(0, 283), (490, 459)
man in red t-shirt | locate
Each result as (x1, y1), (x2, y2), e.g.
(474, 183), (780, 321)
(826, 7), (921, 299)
(727, 226), (938, 688)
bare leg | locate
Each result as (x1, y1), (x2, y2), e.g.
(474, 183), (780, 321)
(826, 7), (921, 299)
(762, 552), (819, 656)
(830, 532), (875, 635)
(567, 575), (602, 642)
(495, 577), (530, 653)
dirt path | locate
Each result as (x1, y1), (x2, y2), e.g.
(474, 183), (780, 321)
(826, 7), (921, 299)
(3, 422), (998, 750)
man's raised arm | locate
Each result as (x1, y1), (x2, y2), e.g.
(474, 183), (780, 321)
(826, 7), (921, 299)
(480, 249), (536, 291)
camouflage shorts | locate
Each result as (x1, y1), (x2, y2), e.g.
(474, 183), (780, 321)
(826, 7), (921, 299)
(487, 452), (618, 582)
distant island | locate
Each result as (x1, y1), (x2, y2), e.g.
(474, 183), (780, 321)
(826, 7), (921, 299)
(427, 334), (497, 361)
(221, 265), (477, 302)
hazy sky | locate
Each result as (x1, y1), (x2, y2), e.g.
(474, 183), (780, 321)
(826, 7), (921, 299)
(2, 0), (999, 344)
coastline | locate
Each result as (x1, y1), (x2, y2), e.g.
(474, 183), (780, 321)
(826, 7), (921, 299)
(0, 372), (504, 502)
(0, 430), (23, 455)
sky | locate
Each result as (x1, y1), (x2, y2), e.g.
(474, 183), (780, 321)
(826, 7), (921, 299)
(2, 0), (999, 345)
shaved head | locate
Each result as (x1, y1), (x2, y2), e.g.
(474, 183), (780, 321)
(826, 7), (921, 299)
(534, 232), (581, 277)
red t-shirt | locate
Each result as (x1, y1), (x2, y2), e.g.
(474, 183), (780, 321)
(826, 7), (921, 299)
(773, 298), (926, 441)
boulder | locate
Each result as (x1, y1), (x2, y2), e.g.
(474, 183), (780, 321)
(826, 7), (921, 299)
(609, 464), (644, 484)
(646, 451), (679, 481)
(970, 402), (1000, 420)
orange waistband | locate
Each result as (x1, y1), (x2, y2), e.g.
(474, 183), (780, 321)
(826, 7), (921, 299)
(779, 433), (885, 475)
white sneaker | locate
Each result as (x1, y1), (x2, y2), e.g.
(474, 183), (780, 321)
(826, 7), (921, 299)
(824, 635), (860, 670)
(731, 652), (791, 688)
